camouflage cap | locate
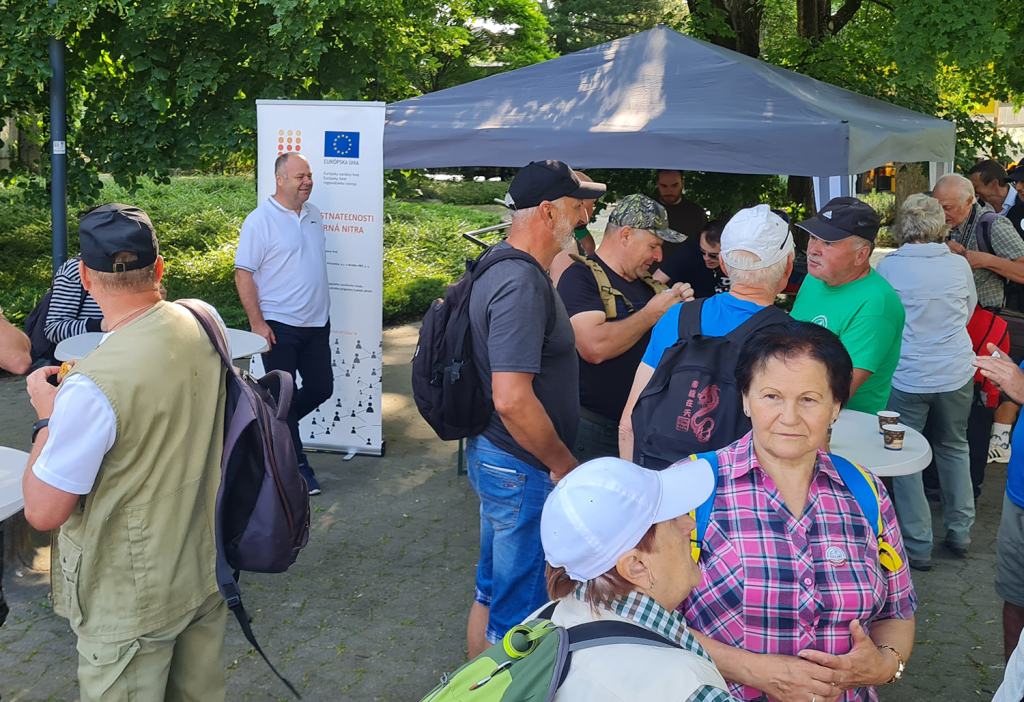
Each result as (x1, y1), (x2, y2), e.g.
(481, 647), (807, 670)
(608, 194), (686, 243)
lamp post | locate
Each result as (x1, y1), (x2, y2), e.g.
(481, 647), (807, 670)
(49, 0), (68, 275)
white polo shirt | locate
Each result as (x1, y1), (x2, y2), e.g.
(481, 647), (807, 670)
(235, 196), (330, 327)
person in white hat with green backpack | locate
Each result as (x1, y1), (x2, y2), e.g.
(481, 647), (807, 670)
(418, 456), (734, 702)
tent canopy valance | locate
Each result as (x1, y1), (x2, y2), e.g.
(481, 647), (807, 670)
(384, 26), (955, 178)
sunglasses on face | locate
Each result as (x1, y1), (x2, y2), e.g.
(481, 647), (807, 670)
(701, 249), (720, 260)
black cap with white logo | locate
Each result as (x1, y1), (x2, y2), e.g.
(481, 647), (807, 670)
(505, 160), (606, 210)
(795, 196), (879, 243)
(79, 203), (159, 272)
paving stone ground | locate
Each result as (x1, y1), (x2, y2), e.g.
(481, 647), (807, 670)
(0, 322), (1012, 700)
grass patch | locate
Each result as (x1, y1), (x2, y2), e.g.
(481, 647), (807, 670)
(0, 175), (500, 329)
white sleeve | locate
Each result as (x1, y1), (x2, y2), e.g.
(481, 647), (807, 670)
(234, 210), (265, 273)
(33, 374), (117, 495)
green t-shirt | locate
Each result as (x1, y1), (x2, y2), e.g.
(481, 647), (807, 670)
(791, 268), (905, 414)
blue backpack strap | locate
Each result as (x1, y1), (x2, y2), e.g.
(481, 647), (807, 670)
(828, 453), (903, 572)
(688, 451), (719, 563)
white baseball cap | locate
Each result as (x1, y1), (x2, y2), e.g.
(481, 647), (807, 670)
(720, 204), (794, 271)
(541, 457), (716, 582)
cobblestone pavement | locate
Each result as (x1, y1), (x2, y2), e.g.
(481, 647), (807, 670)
(0, 323), (1012, 700)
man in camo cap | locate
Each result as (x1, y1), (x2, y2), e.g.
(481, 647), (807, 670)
(557, 194), (694, 461)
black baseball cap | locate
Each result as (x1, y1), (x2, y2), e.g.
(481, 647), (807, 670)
(1008, 166), (1024, 183)
(795, 196), (879, 243)
(79, 203), (159, 272)
(505, 160), (606, 210)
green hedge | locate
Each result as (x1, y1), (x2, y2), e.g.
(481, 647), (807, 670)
(0, 176), (499, 330)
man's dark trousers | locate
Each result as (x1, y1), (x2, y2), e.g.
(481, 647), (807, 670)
(262, 320), (334, 480)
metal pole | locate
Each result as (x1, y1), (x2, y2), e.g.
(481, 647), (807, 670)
(49, 3), (68, 276)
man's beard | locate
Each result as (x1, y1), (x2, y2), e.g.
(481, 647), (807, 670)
(556, 211), (577, 251)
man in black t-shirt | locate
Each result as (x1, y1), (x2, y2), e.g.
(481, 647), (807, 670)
(651, 169), (708, 272)
(654, 218), (731, 298)
(557, 194), (694, 462)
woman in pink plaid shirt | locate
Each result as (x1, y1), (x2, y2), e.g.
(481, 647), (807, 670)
(681, 322), (917, 702)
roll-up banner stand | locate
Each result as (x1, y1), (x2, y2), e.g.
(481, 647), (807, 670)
(252, 100), (386, 457)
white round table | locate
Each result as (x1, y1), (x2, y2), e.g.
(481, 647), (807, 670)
(830, 409), (932, 477)
(0, 446), (29, 522)
(55, 329), (269, 362)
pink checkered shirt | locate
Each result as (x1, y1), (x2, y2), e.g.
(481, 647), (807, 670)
(681, 432), (917, 702)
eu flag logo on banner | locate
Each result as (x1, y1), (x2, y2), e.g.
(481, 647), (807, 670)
(324, 131), (360, 158)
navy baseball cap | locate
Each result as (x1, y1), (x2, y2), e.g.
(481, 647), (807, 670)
(79, 204), (159, 272)
(505, 160), (606, 210)
(795, 196), (879, 243)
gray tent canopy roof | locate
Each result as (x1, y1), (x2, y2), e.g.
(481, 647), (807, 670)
(384, 25), (954, 177)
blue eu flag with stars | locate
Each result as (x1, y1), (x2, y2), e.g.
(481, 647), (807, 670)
(324, 131), (360, 158)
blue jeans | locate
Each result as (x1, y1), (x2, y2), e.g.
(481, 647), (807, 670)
(262, 320), (333, 469)
(466, 435), (554, 643)
(889, 380), (975, 562)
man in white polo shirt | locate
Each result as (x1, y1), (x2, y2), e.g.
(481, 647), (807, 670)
(235, 152), (332, 495)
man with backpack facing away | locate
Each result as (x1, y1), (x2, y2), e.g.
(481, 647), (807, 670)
(21, 204), (230, 702)
(619, 205), (794, 467)
(556, 194), (693, 462)
(935, 174), (1024, 463)
(465, 160), (605, 658)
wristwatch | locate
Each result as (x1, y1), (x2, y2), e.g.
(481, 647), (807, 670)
(877, 644), (905, 684)
(31, 418), (49, 443)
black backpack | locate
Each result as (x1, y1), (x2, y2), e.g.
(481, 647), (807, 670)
(24, 257), (86, 362)
(412, 246), (549, 441)
(631, 299), (790, 469)
(178, 300), (310, 698)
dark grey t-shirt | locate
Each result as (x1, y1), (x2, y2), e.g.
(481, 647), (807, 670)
(469, 242), (579, 471)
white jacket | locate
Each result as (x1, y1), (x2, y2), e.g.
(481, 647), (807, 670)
(533, 597), (731, 702)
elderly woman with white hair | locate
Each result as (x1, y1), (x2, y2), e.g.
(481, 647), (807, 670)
(876, 193), (978, 571)
(536, 456), (737, 701)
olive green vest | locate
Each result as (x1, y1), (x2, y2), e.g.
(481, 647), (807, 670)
(58, 301), (226, 642)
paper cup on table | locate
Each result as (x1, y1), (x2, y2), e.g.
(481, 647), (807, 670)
(883, 423), (908, 451)
(877, 411), (900, 434)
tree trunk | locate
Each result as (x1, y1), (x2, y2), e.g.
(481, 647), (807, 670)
(894, 162), (930, 213)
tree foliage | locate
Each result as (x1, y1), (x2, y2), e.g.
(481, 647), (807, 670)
(0, 0), (552, 203)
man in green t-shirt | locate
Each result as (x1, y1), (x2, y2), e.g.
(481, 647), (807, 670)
(791, 197), (905, 414)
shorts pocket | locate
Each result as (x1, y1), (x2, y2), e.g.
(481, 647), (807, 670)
(77, 639), (141, 698)
(476, 462), (527, 531)
(58, 531), (84, 629)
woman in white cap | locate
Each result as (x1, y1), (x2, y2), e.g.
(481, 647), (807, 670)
(538, 455), (736, 701)
(681, 321), (916, 702)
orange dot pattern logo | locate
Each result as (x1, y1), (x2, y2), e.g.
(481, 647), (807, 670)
(277, 129), (302, 154)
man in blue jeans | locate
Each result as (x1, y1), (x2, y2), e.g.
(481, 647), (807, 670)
(465, 161), (606, 657)
(235, 152), (332, 495)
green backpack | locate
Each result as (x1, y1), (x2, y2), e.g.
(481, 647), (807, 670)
(421, 602), (680, 701)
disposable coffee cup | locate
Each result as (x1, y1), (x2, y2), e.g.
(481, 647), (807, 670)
(878, 411), (900, 434)
(883, 423), (908, 451)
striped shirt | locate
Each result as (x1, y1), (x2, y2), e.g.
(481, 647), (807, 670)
(682, 432), (917, 702)
(44, 257), (103, 344)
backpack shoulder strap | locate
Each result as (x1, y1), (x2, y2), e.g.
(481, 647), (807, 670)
(828, 453), (903, 573)
(676, 298), (705, 339)
(724, 302), (790, 343)
(566, 620), (680, 652)
(688, 451), (719, 563)
(641, 272), (668, 295)
(473, 245), (546, 280)
(976, 211), (1000, 254)
(568, 253), (633, 320)
(176, 299), (232, 369)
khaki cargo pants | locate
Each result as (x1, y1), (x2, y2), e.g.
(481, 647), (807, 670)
(76, 592), (227, 702)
